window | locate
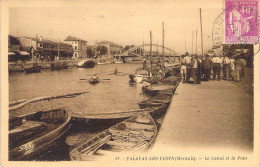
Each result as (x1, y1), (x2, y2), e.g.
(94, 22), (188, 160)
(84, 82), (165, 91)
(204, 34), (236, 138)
(40, 43), (43, 48)
(75, 53), (77, 57)
(75, 46), (77, 49)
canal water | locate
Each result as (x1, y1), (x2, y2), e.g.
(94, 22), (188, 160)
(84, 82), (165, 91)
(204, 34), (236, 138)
(9, 63), (149, 160)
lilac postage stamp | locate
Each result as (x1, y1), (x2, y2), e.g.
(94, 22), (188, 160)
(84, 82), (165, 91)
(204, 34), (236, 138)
(225, 0), (258, 44)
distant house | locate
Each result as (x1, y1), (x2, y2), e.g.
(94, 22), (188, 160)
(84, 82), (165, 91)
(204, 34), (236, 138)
(19, 36), (73, 59)
(64, 36), (87, 59)
(96, 41), (123, 55)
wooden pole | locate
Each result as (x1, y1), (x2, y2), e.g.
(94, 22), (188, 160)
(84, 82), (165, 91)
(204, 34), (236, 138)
(150, 31), (153, 72)
(200, 8), (204, 55)
(184, 34), (187, 53)
(58, 39), (60, 60)
(162, 22), (165, 66)
(157, 40), (158, 57)
(196, 30), (198, 55)
(192, 31), (194, 55)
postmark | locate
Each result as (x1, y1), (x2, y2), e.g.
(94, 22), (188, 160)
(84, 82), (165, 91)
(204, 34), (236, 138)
(225, 0), (258, 44)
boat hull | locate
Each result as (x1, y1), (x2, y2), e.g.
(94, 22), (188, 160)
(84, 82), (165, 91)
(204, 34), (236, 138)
(9, 108), (71, 161)
(51, 64), (68, 71)
(77, 60), (95, 68)
(25, 66), (41, 74)
(70, 111), (157, 161)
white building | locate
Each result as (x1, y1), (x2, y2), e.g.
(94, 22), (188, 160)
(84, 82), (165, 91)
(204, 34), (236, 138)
(64, 36), (87, 59)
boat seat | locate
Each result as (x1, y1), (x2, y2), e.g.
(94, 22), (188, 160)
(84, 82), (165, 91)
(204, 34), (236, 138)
(10, 120), (47, 135)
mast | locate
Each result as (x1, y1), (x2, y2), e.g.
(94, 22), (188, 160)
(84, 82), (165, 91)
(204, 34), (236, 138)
(58, 39), (60, 60)
(162, 22), (165, 66)
(200, 8), (204, 55)
(196, 30), (198, 55)
(143, 32), (145, 58)
(150, 31), (153, 72)
(184, 34), (187, 53)
(192, 31), (194, 55)
(157, 40), (158, 57)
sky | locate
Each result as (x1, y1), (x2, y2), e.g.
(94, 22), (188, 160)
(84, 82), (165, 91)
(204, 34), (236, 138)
(8, 0), (223, 54)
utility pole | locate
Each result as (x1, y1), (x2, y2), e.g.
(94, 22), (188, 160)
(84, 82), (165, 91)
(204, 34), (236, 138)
(200, 8), (204, 55)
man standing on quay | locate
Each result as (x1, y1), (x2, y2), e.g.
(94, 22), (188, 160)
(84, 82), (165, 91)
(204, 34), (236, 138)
(212, 54), (222, 81)
(191, 55), (198, 84)
(203, 55), (212, 81)
(223, 54), (231, 80)
(184, 53), (192, 82)
(180, 55), (187, 83)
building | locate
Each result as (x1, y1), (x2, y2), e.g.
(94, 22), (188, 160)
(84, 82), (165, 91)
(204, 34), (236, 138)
(64, 36), (87, 59)
(96, 41), (123, 55)
(19, 36), (73, 59)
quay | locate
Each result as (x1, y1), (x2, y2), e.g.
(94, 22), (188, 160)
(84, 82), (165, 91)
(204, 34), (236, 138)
(151, 80), (254, 165)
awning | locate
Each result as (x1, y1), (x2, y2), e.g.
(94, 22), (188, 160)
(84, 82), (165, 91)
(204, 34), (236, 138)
(20, 51), (30, 56)
(8, 52), (16, 55)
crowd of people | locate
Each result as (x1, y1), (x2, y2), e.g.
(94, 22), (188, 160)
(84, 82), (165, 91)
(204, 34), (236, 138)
(180, 53), (247, 84)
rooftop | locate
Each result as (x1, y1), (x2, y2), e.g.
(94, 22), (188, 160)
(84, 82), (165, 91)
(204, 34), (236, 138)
(64, 36), (87, 42)
(20, 36), (71, 45)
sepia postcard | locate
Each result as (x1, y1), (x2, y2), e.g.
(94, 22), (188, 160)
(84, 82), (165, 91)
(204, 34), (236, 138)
(1, 0), (260, 166)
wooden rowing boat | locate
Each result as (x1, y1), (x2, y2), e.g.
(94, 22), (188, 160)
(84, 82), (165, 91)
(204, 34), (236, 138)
(89, 78), (99, 84)
(70, 111), (157, 161)
(142, 84), (176, 97)
(138, 92), (173, 109)
(51, 62), (68, 71)
(71, 107), (163, 131)
(25, 66), (41, 74)
(77, 60), (95, 68)
(9, 108), (71, 160)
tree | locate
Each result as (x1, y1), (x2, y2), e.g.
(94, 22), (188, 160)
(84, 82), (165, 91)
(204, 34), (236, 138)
(124, 45), (131, 51)
(86, 48), (95, 58)
(97, 46), (108, 55)
(8, 35), (21, 45)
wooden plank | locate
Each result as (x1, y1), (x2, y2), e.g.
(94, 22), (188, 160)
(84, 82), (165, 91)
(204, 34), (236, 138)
(106, 141), (135, 147)
(124, 122), (155, 130)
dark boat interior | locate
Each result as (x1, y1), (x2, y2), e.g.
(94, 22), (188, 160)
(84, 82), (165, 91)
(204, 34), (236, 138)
(9, 108), (68, 149)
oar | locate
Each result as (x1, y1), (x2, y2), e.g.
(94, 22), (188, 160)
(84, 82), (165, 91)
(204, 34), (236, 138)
(80, 78), (111, 80)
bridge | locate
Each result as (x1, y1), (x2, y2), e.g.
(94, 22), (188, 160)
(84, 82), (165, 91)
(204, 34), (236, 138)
(119, 44), (177, 56)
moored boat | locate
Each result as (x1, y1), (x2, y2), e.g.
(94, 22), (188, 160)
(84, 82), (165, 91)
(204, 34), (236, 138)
(70, 106), (164, 131)
(70, 111), (157, 161)
(9, 108), (71, 160)
(138, 92), (173, 109)
(142, 84), (176, 97)
(25, 66), (41, 74)
(77, 60), (95, 68)
(51, 62), (68, 71)
(114, 60), (123, 64)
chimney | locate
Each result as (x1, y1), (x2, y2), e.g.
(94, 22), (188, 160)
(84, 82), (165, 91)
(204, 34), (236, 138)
(40, 36), (43, 41)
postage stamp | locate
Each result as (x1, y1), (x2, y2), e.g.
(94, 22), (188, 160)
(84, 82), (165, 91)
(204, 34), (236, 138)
(225, 0), (258, 44)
